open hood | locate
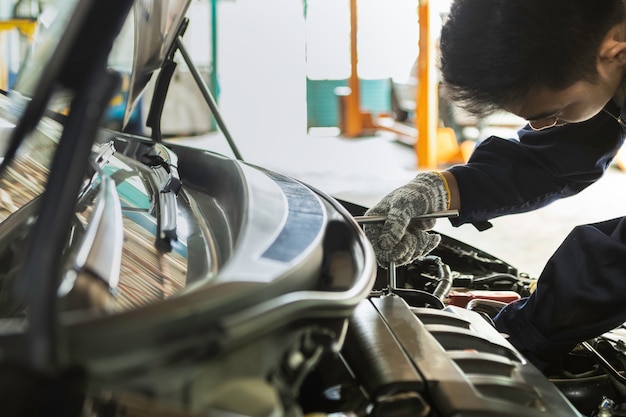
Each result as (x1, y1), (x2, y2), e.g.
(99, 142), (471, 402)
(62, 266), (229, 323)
(123, 0), (192, 127)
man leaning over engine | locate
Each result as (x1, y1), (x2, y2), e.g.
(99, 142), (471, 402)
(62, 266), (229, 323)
(365, 0), (626, 371)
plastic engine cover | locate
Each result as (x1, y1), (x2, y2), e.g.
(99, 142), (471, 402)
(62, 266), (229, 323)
(343, 295), (581, 417)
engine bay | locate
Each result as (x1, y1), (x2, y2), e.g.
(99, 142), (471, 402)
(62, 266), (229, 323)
(297, 225), (626, 417)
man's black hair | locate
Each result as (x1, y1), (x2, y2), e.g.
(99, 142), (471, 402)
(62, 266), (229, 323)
(439, 0), (626, 116)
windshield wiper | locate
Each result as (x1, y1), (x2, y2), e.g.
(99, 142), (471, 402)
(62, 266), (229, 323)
(59, 172), (124, 310)
(140, 144), (181, 252)
(76, 141), (117, 211)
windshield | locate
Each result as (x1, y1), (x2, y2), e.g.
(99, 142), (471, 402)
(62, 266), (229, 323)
(6, 0), (192, 130)
(0, 0), (121, 197)
(0, 0), (191, 319)
(9, 0), (81, 99)
(0, 102), (57, 220)
(5, 0), (136, 125)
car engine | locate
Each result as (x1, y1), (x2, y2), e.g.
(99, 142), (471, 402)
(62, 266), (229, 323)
(293, 229), (626, 417)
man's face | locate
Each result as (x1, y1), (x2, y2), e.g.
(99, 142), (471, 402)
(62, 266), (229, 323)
(508, 77), (622, 131)
(505, 22), (626, 131)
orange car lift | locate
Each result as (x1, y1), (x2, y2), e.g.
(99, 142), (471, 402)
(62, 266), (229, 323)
(339, 0), (463, 169)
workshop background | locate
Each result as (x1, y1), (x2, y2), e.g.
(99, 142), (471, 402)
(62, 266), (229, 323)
(2, 0), (626, 278)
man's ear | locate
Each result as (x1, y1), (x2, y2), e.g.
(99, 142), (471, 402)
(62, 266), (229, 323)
(599, 25), (626, 64)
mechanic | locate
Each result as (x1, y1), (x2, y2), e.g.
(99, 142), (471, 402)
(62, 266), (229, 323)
(364, 0), (626, 371)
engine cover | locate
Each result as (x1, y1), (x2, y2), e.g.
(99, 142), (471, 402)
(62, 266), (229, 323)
(342, 294), (581, 417)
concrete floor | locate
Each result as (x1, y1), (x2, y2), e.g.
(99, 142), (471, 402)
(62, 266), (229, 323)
(168, 129), (626, 280)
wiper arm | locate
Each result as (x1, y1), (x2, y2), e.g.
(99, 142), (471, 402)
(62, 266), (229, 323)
(141, 144), (181, 252)
(59, 173), (124, 310)
(76, 141), (117, 211)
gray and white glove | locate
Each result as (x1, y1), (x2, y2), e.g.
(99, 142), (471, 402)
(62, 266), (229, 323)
(364, 172), (449, 266)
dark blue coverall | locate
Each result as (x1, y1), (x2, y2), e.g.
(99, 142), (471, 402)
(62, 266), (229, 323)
(446, 98), (626, 370)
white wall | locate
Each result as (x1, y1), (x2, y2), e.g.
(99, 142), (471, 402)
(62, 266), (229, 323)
(214, 0), (309, 161)
(203, 0), (421, 163)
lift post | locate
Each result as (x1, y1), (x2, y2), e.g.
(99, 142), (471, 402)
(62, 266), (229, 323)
(416, 0), (459, 169)
(340, 0), (375, 138)
(398, 0), (462, 168)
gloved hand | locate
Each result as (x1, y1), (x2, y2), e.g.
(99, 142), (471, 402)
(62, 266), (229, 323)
(364, 172), (449, 266)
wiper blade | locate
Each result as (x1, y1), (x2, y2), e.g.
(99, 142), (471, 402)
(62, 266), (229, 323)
(141, 144), (181, 252)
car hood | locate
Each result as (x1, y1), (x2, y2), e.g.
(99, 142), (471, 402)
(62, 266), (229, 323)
(123, 0), (192, 126)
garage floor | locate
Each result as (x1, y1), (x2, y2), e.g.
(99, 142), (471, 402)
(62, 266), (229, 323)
(168, 129), (626, 279)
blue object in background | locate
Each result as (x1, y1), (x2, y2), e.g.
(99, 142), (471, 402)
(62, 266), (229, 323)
(306, 78), (391, 129)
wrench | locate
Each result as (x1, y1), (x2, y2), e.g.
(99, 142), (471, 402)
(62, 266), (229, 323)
(353, 209), (459, 224)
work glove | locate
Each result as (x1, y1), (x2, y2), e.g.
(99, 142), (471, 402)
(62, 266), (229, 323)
(364, 172), (449, 266)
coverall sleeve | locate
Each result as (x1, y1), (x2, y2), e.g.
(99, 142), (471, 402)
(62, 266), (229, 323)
(448, 101), (626, 371)
(447, 102), (625, 227)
